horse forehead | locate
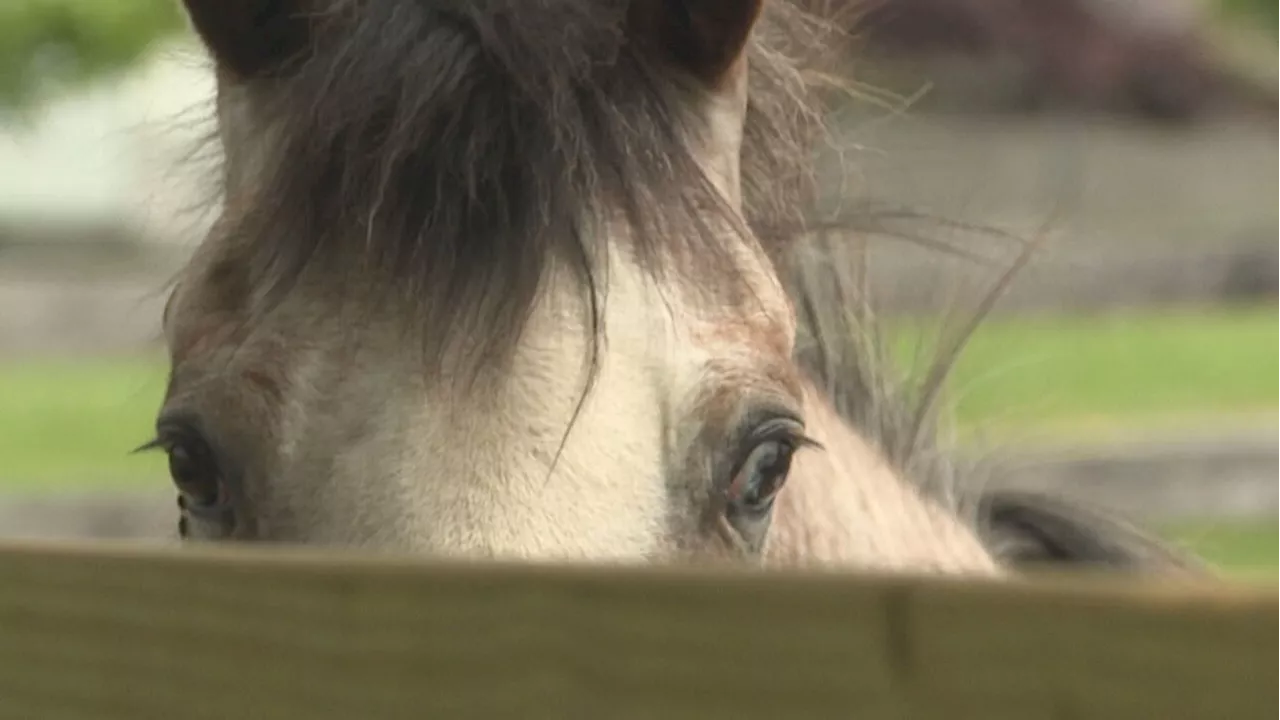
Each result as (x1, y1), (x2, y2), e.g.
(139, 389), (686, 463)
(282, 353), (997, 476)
(695, 257), (796, 352)
(685, 298), (794, 363)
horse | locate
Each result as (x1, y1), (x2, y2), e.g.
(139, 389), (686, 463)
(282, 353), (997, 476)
(154, 0), (1200, 576)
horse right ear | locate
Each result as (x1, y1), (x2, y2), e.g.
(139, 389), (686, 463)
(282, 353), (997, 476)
(628, 0), (764, 89)
(182, 0), (313, 79)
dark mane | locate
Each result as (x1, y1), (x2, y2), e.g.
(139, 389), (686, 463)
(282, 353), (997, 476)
(787, 229), (1205, 575)
(211, 0), (839, 372)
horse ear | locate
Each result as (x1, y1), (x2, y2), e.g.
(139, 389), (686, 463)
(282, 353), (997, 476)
(181, 0), (313, 79)
(630, 0), (764, 88)
(977, 490), (1207, 575)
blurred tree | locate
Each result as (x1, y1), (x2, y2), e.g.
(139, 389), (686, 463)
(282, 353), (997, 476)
(1220, 0), (1278, 35)
(0, 0), (183, 114)
(0, 0), (1270, 118)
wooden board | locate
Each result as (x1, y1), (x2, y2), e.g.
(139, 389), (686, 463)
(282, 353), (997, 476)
(0, 540), (1274, 720)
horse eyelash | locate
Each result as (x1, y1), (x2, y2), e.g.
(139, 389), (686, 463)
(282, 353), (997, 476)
(131, 438), (166, 455)
(784, 432), (824, 458)
(795, 434), (824, 453)
(750, 422), (823, 457)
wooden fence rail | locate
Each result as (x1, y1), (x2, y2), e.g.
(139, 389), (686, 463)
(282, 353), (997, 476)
(0, 540), (1274, 720)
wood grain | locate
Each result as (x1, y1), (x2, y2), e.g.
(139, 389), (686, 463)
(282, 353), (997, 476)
(0, 540), (1274, 719)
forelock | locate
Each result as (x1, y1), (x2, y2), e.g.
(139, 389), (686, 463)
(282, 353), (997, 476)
(195, 0), (841, 379)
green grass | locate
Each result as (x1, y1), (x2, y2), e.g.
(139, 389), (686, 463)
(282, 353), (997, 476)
(0, 305), (1275, 489)
(891, 305), (1278, 443)
(0, 356), (167, 488)
(0, 309), (1274, 576)
(1161, 521), (1279, 580)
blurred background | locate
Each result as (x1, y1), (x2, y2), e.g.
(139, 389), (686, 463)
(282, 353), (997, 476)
(0, 0), (1275, 577)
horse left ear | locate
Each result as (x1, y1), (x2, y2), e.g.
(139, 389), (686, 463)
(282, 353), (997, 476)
(182, 0), (314, 79)
(629, 0), (764, 88)
(977, 490), (1207, 575)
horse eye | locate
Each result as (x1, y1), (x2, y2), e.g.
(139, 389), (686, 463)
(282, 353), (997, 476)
(166, 435), (221, 508)
(726, 437), (796, 517)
